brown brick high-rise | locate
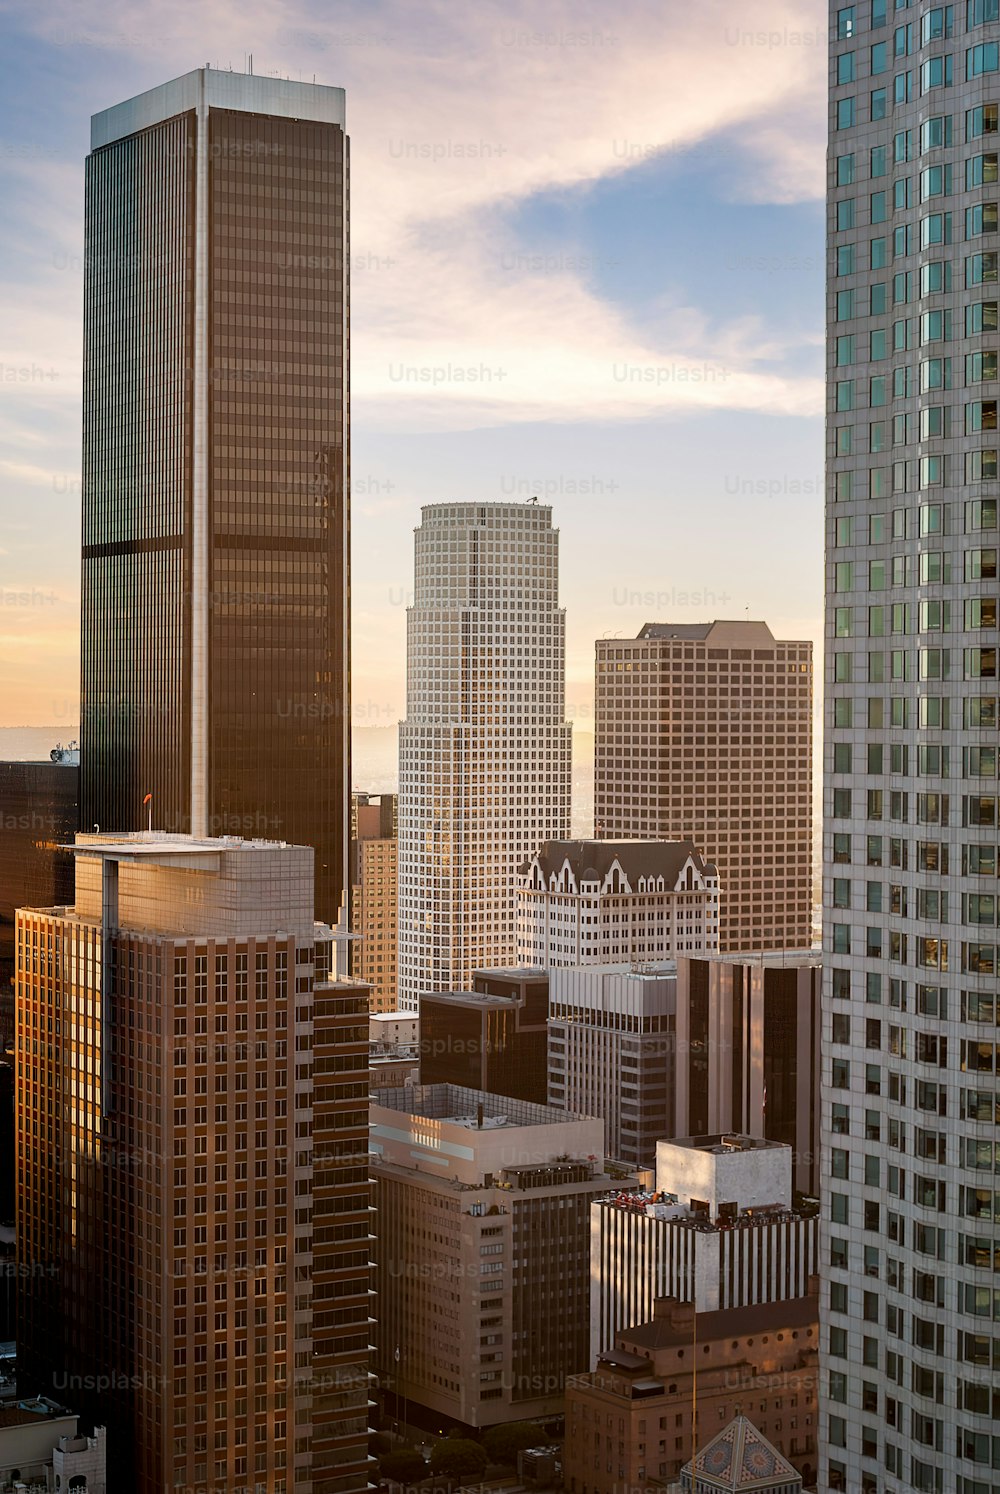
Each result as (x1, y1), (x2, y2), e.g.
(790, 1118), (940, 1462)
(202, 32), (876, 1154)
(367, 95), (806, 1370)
(16, 834), (370, 1494)
(594, 621), (813, 951)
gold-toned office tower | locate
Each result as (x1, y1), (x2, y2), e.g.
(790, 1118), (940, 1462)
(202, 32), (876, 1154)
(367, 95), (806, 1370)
(79, 67), (350, 927)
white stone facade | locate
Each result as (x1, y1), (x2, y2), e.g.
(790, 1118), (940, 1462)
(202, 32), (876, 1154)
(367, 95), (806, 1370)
(397, 503), (572, 1011)
(590, 1137), (817, 1364)
(516, 839), (719, 966)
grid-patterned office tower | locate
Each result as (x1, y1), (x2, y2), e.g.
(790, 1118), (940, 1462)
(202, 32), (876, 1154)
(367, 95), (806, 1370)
(79, 69), (350, 925)
(397, 503), (572, 1010)
(349, 792), (398, 1011)
(594, 621), (813, 950)
(823, 7), (1000, 1491)
(16, 834), (371, 1494)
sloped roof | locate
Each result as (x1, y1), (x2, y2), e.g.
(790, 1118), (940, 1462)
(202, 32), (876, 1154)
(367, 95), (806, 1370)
(520, 840), (716, 884)
(624, 1292), (816, 1352)
(683, 1414), (800, 1492)
(638, 623), (715, 640)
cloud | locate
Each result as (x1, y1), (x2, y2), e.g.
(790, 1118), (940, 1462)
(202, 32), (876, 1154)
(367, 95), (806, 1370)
(0, 0), (826, 433)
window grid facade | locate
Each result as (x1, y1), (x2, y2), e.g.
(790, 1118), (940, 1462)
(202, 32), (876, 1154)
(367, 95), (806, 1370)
(823, 4), (1000, 1490)
(593, 622), (813, 953)
(80, 70), (350, 927)
(398, 503), (572, 1009)
(16, 837), (370, 1494)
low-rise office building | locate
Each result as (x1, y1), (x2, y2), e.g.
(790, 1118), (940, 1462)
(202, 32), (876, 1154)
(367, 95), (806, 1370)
(0, 1394), (106, 1493)
(371, 1083), (611, 1432)
(591, 1135), (818, 1362)
(420, 967), (549, 1104)
(548, 963), (675, 1168)
(565, 1286), (819, 1494)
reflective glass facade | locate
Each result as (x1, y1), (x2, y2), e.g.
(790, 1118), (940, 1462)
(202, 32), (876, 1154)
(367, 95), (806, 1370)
(0, 761), (78, 1033)
(823, 5), (1000, 1490)
(81, 76), (349, 925)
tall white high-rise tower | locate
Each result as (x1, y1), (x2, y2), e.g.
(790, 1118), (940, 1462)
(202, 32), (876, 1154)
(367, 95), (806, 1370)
(397, 502), (572, 1010)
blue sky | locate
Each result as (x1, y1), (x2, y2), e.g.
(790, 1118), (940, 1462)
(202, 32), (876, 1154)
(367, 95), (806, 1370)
(0, 0), (828, 726)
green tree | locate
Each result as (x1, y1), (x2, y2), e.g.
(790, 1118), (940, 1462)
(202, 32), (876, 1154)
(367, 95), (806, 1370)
(482, 1422), (549, 1466)
(428, 1439), (488, 1480)
(380, 1449), (427, 1484)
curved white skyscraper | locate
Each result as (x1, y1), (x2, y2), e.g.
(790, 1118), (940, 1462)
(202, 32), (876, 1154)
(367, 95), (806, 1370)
(398, 502), (572, 1011)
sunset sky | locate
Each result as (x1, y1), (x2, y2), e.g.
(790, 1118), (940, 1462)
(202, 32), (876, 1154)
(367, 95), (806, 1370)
(0, 0), (827, 728)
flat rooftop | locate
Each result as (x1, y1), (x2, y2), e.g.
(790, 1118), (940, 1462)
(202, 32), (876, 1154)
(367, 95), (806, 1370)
(693, 948), (822, 970)
(72, 831), (295, 856)
(421, 989), (520, 1008)
(669, 1134), (787, 1155)
(623, 1292), (817, 1353)
(372, 1083), (590, 1129)
(92, 66), (346, 150)
(0, 1395), (75, 1429)
(473, 966), (548, 980)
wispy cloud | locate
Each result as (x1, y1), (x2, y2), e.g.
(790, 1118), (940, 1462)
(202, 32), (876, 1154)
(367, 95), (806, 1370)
(0, 0), (826, 433)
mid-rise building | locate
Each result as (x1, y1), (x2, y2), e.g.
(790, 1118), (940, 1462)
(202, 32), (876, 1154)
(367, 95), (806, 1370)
(548, 964), (675, 1168)
(673, 952), (821, 1196)
(350, 792), (398, 1011)
(565, 1287), (819, 1494)
(0, 1395), (106, 1493)
(79, 69), (351, 925)
(369, 1010), (420, 1090)
(516, 840), (719, 967)
(590, 1135), (819, 1362)
(397, 502), (572, 1010)
(371, 1083), (610, 1431)
(821, 7), (1000, 1489)
(420, 966), (549, 1104)
(0, 754), (78, 1045)
(369, 1011), (418, 1048)
(594, 621), (813, 951)
(17, 832), (370, 1494)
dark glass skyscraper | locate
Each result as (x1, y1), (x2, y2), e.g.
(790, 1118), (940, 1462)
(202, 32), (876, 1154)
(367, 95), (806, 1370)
(80, 68), (350, 923)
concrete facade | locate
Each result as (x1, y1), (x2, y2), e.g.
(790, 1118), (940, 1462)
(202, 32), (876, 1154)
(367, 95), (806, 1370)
(547, 964), (675, 1168)
(0, 1397), (100, 1492)
(371, 1084), (611, 1431)
(590, 1137), (818, 1362)
(655, 1135), (792, 1220)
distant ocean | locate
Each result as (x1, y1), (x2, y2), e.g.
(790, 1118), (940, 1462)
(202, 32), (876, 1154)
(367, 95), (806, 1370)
(0, 727), (77, 763)
(0, 725), (596, 839)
